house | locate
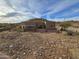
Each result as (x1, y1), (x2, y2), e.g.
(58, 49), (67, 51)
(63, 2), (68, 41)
(19, 18), (56, 32)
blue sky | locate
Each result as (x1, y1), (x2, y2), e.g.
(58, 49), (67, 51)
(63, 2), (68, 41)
(0, 0), (79, 23)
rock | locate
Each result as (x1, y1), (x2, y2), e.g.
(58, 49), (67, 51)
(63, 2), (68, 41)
(9, 45), (13, 48)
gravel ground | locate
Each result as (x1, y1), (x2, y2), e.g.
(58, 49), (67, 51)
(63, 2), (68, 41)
(0, 31), (79, 59)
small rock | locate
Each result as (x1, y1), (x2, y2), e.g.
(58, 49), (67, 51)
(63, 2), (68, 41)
(16, 57), (19, 59)
(9, 45), (13, 48)
(39, 53), (42, 56)
(59, 57), (62, 59)
(23, 52), (26, 55)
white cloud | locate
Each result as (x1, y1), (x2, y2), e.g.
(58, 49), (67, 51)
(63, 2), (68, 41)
(0, 0), (14, 13)
(0, 0), (79, 23)
(43, 0), (79, 16)
(0, 0), (33, 23)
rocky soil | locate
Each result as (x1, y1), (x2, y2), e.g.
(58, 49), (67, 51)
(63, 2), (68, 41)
(0, 31), (79, 59)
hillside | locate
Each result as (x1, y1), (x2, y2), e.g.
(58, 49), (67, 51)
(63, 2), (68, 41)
(0, 18), (56, 32)
(0, 31), (79, 59)
(0, 18), (79, 32)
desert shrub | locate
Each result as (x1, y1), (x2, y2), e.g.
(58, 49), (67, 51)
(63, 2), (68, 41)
(67, 31), (74, 36)
(15, 28), (23, 32)
(0, 23), (19, 32)
(60, 22), (72, 28)
(66, 30), (79, 36)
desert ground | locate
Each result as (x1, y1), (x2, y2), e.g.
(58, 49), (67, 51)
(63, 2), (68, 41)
(0, 31), (79, 59)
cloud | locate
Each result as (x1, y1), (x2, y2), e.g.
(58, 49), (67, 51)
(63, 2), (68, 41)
(43, 0), (79, 15)
(0, 0), (79, 23)
(0, 0), (14, 14)
(0, 12), (20, 17)
(0, 0), (34, 23)
(0, 14), (33, 23)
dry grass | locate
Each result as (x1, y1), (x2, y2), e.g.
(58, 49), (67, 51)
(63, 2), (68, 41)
(0, 31), (79, 59)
